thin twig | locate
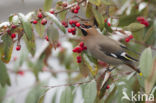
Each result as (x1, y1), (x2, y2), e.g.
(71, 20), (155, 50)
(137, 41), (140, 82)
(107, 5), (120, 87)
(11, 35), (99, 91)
(71, 15), (91, 21)
(134, 40), (156, 51)
(43, 79), (93, 89)
(54, 0), (87, 14)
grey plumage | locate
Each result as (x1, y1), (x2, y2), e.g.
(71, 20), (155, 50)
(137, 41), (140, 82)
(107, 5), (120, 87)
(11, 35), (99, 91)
(80, 26), (140, 73)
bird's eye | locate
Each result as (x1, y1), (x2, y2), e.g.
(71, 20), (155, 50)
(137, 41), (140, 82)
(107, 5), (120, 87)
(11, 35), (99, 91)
(81, 24), (92, 29)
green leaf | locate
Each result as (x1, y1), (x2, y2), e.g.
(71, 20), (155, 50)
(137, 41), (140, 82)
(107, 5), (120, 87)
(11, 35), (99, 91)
(0, 60), (10, 87)
(51, 91), (57, 103)
(86, 3), (93, 18)
(1, 34), (13, 63)
(118, 13), (140, 26)
(35, 20), (45, 37)
(9, 15), (14, 22)
(92, 8), (104, 30)
(89, 0), (101, 6)
(47, 24), (59, 43)
(58, 11), (67, 21)
(45, 12), (66, 33)
(38, 95), (45, 103)
(23, 34), (36, 56)
(84, 80), (97, 103)
(60, 87), (73, 103)
(0, 86), (7, 101)
(44, 0), (53, 11)
(145, 58), (156, 94)
(25, 83), (47, 103)
(124, 23), (145, 32)
(101, 0), (111, 5)
(56, 4), (67, 21)
(139, 47), (153, 77)
(18, 13), (33, 40)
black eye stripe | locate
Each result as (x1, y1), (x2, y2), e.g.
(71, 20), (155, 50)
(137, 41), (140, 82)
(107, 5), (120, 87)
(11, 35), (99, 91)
(81, 24), (92, 29)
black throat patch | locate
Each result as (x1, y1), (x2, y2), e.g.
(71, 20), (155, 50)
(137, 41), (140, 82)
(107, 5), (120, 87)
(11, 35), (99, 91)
(80, 28), (88, 36)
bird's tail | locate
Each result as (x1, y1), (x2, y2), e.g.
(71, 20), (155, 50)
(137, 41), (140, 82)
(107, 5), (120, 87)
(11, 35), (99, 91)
(126, 63), (140, 73)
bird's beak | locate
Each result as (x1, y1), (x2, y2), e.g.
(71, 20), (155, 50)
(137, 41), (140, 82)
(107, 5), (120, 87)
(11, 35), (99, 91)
(78, 24), (88, 36)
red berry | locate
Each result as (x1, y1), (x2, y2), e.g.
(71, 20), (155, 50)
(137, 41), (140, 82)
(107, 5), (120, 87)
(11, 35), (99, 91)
(141, 20), (149, 27)
(73, 47), (82, 53)
(11, 25), (17, 29)
(32, 20), (38, 24)
(79, 42), (84, 47)
(17, 70), (24, 76)
(77, 55), (81, 60)
(69, 20), (73, 25)
(72, 48), (77, 53)
(76, 5), (80, 10)
(57, 42), (61, 48)
(104, 18), (107, 23)
(71, 27), (76, 32)
(77, 56), (82, 63)
(16, 45), (21, 51)
(83, 46), (87, 50)
(62, 2), (68, 7)
(62, 21), (66, 25)
(49, 9), (55, 14)
(107, 22), (111, 26)
(72, 31), (76, 35)
(136, 17), (145, 22)
(68, 28), (72, 33)
(71, 7), (75, 12)
(74, 9), (78, 14)
(73, 20), (78, 24)
(106, 85), (110, 89)
(76, 22), (80, 27)
(11, 33), (16, 39)
(45, 36), (49, 41)
(64, 24), (68, 28)
(41, 18), (47, 25)
(38, 12), (43, 19)
(7, 29), (11, 34)
(77, 47), (83, 53)
(129, 35), (133, 39)
(125, 37), (130, 43)
(77, 59), (81, 63)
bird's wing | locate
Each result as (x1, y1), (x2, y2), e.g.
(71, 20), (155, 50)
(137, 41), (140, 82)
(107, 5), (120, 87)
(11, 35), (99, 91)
(99, 43), (138, 62)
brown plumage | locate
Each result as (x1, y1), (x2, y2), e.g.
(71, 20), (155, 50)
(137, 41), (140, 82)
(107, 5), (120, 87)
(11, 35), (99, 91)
(80, 24), (140, 73)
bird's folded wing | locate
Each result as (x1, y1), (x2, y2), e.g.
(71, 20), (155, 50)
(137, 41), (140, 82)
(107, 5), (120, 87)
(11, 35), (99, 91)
(99, 44), (138, 62)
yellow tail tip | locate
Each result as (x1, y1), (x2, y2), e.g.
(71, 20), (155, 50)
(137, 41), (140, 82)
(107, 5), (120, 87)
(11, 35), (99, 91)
(139, 73), (143, 76)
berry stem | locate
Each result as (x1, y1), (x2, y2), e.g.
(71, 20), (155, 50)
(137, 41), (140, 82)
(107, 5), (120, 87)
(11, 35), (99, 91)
(54, 0), (86, 14)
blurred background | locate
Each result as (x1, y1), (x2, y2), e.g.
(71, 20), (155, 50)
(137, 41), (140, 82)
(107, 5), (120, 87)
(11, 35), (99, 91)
(0, 0), (73, 103)
(0, 0), (156, 103)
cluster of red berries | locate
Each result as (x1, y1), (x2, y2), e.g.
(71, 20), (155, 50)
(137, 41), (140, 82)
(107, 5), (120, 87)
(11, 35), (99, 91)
(104, 19), (111, 27)
(6, 24), (22, 51)
(73, 42), (87, 63)
(66, 20), (81, 35)
(125, 35), (133, 43)
(9, 24), (17, 39)
(32, 12), (49, 25)
(136, 16), (149, 27)
(62, 21), (68, 28)
(71, 4), (80, 14)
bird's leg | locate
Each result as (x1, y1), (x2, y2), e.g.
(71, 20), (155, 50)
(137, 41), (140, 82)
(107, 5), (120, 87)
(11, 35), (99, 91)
(107, 65), (116, 72)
